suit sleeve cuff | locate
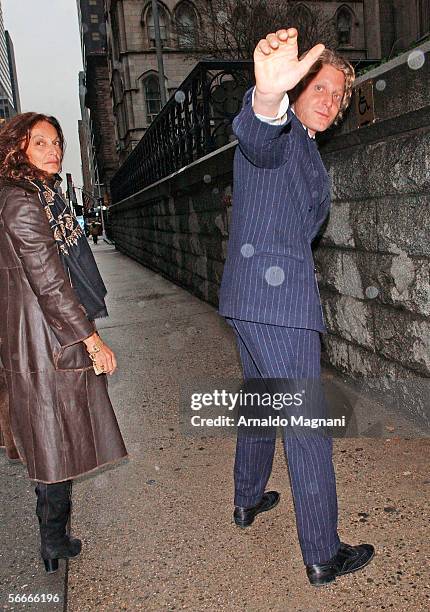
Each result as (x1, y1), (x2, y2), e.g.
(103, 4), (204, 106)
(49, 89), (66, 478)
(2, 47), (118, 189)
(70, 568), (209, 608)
(251, 87), (290, 125)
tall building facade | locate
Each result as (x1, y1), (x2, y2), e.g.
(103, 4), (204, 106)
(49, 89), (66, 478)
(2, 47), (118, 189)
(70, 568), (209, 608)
(78, 71), (97, 210)
(379, 0), (429, 57)
(105, 0), (201, 163)
(105, 1), (429, 166)
(0, 2), (17, 122)
(5, 31), (21, 114)
(76, 0), (119, 203)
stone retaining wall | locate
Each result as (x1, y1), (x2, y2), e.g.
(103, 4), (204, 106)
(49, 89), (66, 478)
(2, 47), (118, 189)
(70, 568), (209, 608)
(109, 143), (234, 306)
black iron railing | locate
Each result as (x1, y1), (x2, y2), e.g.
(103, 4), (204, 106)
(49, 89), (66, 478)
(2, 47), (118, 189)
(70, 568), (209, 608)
(110, 60), (254, 203)
(110, 58), (381, 204)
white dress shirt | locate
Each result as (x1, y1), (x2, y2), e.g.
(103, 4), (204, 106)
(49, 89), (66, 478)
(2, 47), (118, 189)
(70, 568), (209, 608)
(251, 87), (315, 139)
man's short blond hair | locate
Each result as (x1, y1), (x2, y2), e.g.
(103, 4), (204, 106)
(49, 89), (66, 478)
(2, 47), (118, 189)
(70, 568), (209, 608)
(292, 48), (355, 124)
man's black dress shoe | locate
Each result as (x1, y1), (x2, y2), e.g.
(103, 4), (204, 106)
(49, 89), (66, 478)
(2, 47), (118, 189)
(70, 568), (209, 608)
(306, 542), (375, 586)
(234, 491), (280, 528)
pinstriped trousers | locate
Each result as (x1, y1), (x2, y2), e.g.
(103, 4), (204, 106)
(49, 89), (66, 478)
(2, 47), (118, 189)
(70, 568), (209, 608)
(230, 319), (341, 565)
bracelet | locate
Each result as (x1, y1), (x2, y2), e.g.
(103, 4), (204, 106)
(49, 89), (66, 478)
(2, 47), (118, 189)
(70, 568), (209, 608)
(89, 343), (101, 355)
(87, 332), (102, 354)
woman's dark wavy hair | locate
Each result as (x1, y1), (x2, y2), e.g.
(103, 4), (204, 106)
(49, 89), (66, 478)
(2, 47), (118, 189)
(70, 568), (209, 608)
(0, 112), (65, 183)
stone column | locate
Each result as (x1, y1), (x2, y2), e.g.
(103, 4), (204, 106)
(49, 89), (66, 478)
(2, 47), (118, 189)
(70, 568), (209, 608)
(363, 0), (382, 59)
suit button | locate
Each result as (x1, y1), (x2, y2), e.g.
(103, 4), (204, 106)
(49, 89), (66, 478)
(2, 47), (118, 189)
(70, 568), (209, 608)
(308, 207), (312, 212)
(312, 190), (319, 199)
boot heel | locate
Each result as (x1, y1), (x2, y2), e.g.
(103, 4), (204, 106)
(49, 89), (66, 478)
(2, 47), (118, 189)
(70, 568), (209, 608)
(43, 558), (59, 573)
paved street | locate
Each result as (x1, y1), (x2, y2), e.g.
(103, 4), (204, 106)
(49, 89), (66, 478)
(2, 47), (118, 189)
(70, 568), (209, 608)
(1, 242), (429, 611)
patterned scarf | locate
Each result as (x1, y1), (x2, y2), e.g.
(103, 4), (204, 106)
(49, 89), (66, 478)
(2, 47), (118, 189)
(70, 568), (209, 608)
(31, 179), (108, 321)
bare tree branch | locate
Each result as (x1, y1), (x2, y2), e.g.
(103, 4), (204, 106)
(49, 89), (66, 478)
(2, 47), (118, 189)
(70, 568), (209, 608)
(175, 0), (337, 61)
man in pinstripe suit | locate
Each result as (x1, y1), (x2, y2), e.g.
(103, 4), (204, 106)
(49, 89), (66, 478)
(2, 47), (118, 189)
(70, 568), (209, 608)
(219, 28), (374, 586)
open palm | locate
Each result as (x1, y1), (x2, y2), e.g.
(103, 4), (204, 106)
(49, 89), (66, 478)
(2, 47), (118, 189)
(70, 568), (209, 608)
(254, 28), (325, 96)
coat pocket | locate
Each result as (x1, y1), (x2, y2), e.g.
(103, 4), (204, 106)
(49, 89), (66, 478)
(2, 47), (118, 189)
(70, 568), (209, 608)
(254, 249), (304, 263)
(252, 252), (306, 285)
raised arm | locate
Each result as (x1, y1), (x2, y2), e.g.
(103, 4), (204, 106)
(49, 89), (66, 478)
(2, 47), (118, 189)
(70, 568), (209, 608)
(233, 28), (325, 168)
(253, 28), (324, 115)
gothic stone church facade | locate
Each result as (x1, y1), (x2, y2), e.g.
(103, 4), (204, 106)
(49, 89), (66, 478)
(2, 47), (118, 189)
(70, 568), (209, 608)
(105, 0), (430, 163)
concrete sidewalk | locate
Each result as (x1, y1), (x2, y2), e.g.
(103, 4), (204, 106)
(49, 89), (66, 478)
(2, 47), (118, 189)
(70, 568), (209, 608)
(1, 243), (429, 611)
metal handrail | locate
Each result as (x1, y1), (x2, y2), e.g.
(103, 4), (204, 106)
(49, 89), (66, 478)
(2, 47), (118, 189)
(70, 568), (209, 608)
(110, 60), (254, 203)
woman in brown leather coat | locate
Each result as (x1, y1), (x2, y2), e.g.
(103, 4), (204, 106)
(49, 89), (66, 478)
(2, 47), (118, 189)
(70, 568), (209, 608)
(0, 113), (127, 573)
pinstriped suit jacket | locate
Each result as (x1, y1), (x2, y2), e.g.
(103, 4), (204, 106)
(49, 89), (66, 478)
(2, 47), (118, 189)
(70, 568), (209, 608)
(219, 88), (330, 332)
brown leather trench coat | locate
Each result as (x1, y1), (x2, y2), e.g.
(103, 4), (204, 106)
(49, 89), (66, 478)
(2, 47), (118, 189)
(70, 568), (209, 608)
(0, 181), (127, 483)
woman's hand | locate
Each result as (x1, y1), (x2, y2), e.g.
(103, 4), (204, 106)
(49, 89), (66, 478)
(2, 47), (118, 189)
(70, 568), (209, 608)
(83, 332), (117, 375)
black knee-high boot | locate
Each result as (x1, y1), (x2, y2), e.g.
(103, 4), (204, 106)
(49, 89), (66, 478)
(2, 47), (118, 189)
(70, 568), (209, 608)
(35, 481), (82, 573)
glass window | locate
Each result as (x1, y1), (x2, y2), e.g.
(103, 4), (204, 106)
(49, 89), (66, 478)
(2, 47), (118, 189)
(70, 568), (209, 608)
(175, 3), (198, 48)
(111, 10), (120, 58)
(147, 6), (168, 47)
(90, 14), (99, 24)
(336, 8), (353, 46)
(92, 32), (101, 41)
(144, 76), (161, 123)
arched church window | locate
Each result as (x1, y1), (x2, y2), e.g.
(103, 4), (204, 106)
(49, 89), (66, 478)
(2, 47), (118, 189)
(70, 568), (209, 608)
(146, 4), (169, 47)
(336, 6), (353, 46)
(175, 2), (198, 48)
(144, 75), (161, 123)
(293, 3), (315, 50)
